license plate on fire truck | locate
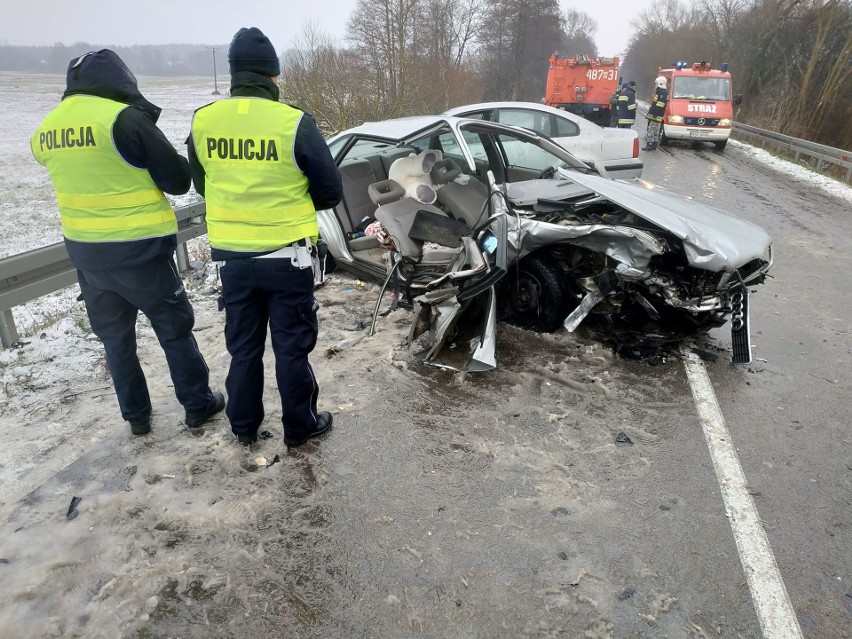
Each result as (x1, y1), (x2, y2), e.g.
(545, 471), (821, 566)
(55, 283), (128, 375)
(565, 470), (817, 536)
(688, 130), (711, 137)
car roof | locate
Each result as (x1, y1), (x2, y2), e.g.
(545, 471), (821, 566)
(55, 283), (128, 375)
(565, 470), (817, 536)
(331, 115), (459, 142)
(443, 101), (587, 123)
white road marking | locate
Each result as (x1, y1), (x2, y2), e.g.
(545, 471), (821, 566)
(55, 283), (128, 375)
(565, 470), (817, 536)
(681, 346), (804, 638)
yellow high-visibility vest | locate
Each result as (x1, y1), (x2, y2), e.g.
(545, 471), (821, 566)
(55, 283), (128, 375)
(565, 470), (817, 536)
(191, 98), (316, 251)
(31, 95), (176, 242)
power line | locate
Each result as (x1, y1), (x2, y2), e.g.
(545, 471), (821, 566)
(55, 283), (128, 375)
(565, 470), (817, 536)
(206, 45), (221, 95)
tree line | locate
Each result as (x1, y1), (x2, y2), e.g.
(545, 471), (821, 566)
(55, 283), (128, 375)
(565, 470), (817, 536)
(4, 0), (849, 148)
(0, 43), (225, 77)
(621, 0), (852, 150)
(280, 0), (851, 149)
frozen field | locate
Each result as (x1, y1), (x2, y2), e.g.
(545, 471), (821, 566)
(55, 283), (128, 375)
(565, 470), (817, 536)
(0, 73), (222, 259)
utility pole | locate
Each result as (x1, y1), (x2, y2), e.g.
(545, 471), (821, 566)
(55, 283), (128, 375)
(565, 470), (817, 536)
(207, 45), (221, 95)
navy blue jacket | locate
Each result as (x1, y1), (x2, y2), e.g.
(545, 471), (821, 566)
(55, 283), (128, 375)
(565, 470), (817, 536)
(54, 49), (191, 271)
(186, 73), (343, 261)
(617, 84), (637, 123)
(646, 87), (669, 122)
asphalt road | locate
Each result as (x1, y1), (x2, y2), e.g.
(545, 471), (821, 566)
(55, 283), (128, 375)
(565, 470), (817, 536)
(638, 138), (852, 637)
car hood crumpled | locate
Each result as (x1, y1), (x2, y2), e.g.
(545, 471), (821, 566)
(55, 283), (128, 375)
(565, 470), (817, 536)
(558, 170), (771, 272)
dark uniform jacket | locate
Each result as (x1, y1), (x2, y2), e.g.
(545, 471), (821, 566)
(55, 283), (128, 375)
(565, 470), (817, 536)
(646, 87), (669, 122)
(54, 50), (191, 271)
(617, 84), (637, 124)
(186, 72), (343, 262)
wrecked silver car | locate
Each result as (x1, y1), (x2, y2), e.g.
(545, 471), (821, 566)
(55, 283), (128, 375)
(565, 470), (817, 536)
(319, 116), (772, 369)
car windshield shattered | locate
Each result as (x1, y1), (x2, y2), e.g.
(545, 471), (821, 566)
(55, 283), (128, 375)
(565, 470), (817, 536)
(318, 116), (772, 371)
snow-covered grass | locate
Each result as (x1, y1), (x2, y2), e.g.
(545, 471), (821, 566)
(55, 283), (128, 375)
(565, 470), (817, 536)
(729, 138), (852, 200)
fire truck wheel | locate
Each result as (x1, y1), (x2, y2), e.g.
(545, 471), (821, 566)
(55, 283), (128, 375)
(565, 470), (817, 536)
(714, 139), (728, 151)
(659, 130), (669, 147)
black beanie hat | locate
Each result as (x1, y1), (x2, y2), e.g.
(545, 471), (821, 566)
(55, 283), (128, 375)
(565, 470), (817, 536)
(228, 27), (281, 76)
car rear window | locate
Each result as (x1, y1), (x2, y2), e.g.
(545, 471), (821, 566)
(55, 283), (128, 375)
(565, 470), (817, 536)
(496, 109), (553, 137)
(553, 116), (579, 137)
(341, 139), (394, 161)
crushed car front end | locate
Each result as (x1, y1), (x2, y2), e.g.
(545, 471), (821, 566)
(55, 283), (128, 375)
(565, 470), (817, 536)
(496, 169), (773, 362)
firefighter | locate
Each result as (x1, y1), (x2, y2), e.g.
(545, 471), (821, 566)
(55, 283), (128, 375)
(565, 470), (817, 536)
(617, 80), (637, 128)
(608, 80), (622, 127)
(187, 27), (343, 448)
(643, 76), (669, 150)
(31, 50), (224, 436)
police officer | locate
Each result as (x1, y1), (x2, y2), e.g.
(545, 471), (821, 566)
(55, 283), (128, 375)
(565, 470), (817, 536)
(31, 50), (224, 436)
(643, 76), (669, 150)
(187, 27), (343, 448)
(617, 80), (637, 128)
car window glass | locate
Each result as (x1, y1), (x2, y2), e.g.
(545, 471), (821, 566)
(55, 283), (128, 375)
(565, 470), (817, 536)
(409, 138), (432, 153)
(496, 109), (553, 137)
(672, 76), (731, 100)
(553, 116), (579, 137)
(326, 136), (348, 159)
(339, 139), (393, 161)
(498, 134), (557, 171)
(461, 130), (488, 162)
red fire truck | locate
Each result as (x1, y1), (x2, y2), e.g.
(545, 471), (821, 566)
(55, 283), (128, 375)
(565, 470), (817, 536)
(657, 61), (742, 150)
(544, 54), (620, 127)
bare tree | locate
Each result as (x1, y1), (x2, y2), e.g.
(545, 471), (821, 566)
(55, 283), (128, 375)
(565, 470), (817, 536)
(418, 0), (486, 109)
(474, 0), (565, 101)
(279, 22), (379, 134)
(561, 9), (598, 57)
(347, 0), (423, 117)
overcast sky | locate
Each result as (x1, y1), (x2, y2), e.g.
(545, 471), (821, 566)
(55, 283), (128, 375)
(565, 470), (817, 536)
(0, 0), (654, 59)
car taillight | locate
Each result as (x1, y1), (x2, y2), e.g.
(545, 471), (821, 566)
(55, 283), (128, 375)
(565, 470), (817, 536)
(633, 137), (640, 158)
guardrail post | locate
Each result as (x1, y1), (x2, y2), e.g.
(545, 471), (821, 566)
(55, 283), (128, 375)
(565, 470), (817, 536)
(176, 242), (190, 273)
(0, 309), (20, 348)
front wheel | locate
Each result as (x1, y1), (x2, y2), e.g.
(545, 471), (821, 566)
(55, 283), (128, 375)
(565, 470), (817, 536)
(659, 129), (669, 147)
(499, 254), (570, 333)
(714, 139), (728, 151)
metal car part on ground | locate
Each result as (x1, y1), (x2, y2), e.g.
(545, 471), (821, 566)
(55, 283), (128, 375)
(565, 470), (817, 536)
(320, 115), (772, 370)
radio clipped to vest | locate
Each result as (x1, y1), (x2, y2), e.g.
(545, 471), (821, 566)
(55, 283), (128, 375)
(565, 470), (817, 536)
(312, 239), (328, 287)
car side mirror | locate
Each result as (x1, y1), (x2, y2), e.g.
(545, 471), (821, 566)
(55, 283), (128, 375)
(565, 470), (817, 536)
(734, 94), (743, 105)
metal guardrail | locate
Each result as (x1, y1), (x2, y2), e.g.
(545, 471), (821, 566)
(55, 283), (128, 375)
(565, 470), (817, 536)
(0, 201), (207, 347)
(730, 122), (852, 183)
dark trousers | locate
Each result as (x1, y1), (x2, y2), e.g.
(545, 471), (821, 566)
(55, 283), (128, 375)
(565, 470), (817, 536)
(219, 258), (319, 441)
(77, 254), (213, 422)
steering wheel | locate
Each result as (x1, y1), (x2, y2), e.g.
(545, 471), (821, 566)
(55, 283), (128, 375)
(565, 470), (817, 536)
(535, 165), (557, 179)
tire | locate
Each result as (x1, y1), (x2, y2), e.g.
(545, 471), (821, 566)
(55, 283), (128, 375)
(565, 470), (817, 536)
(659, 129), (669, 147)
(324, 251), (337, 275)
(714, 139), (728, 151)
(499, 254), (570, 333)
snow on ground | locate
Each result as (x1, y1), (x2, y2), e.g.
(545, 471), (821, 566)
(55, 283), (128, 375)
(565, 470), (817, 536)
(728, 139), (852, 201)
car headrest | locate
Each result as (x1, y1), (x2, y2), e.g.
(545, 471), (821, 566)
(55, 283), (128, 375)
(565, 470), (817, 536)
(430, 158), (463, 185)
(368, 179), (406, 206)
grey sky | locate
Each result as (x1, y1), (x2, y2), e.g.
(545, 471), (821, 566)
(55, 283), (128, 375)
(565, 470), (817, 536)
(0, 0), (654, 59)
